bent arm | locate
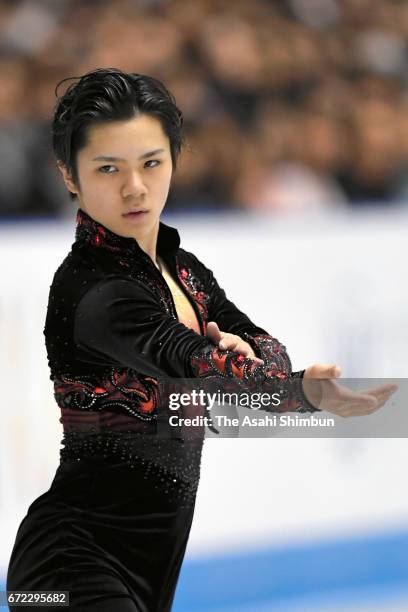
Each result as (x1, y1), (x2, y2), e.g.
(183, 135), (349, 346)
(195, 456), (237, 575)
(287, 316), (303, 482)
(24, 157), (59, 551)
(74, 275), (319, 413)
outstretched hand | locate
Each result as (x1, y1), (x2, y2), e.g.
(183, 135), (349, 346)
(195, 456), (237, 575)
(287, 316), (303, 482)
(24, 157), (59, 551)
(303, 363), (398, 416)
(206, 321), (264, 365)
(204, 325), (398, 416)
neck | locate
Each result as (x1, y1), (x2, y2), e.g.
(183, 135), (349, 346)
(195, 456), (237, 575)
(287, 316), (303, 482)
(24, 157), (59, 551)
(132, 218), (160, 266)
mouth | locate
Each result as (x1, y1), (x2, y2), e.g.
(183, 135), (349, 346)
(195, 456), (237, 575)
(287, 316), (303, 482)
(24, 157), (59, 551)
(122, 210), (149, 218)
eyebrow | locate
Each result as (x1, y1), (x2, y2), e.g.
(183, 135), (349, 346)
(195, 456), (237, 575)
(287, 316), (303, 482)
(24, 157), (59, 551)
(92, 148), (165, 162)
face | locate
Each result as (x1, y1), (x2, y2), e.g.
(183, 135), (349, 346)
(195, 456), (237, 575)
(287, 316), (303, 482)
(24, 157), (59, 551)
(58, 113), (173, 244)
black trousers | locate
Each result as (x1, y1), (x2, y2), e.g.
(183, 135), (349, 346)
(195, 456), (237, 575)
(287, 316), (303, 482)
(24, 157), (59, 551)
(6, 458), (198, 611)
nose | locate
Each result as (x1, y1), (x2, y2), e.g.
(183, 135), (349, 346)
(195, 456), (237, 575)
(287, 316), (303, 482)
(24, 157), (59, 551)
(121, 169), (148, 199)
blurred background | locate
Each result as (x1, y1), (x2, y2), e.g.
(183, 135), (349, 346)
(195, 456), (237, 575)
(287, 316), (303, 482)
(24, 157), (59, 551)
(0, 0), (408, 216)
(1, 0), (408, 610)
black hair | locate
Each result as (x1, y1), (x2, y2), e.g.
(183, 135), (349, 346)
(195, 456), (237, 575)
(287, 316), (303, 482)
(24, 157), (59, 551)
(51, 67), (185, 200)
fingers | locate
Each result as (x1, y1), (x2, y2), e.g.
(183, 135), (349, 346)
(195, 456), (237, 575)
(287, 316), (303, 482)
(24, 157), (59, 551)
(206, 323), (266, 365)
(346, 386), (397, 409)
(219, 333), (234, 350)
(218, 333), (264, 365)
(346, 394), (378, 409)
(330, 381), (397, 404)
(219, 334), (243, 352)
(336, 388), (396, 417)
(332, 365), (342, 378)
(360, 383), (399, 396)
(324, 378), (398, 417)
(360, 388), (397, 414)
(206, 321), (222, 343)
(304, 364), (342, 379)
(223, 340), (264, 364)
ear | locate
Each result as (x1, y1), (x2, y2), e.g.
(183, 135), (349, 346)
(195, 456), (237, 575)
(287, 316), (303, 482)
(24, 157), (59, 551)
(56, 161), (78, 196)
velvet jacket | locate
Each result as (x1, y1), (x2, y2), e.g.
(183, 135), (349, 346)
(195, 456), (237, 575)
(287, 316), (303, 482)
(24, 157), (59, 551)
(43, 207), (319, 503)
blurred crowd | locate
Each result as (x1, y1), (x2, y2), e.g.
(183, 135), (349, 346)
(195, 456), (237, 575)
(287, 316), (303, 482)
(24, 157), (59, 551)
(0, 0), (407, 217)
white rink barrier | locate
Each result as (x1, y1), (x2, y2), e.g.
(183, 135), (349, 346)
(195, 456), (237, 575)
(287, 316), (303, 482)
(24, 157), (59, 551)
(1, 207), (407, 570)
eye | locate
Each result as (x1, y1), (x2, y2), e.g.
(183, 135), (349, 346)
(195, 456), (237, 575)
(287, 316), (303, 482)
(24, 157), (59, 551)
(145, 159), (161, 168)
(98, 165), (117, 173)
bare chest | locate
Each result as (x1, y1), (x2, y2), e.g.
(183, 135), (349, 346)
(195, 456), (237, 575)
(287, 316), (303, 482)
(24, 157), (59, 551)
(160, 261), (201, 335)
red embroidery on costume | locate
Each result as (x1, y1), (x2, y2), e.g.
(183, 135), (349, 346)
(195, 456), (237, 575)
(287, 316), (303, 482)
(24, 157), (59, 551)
(176, 261), (210, 327)
(54, 367), (160, 420)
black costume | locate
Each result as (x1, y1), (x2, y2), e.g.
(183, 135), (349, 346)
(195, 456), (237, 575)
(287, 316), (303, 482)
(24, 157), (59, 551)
(7, 208), (319, 611)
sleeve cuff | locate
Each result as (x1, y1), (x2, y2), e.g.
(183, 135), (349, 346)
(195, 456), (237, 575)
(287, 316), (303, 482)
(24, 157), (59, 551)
(291, 370), (322, 413)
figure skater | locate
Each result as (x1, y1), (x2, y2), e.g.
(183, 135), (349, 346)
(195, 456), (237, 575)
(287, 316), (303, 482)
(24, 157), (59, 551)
(6, 67), (397, 611)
